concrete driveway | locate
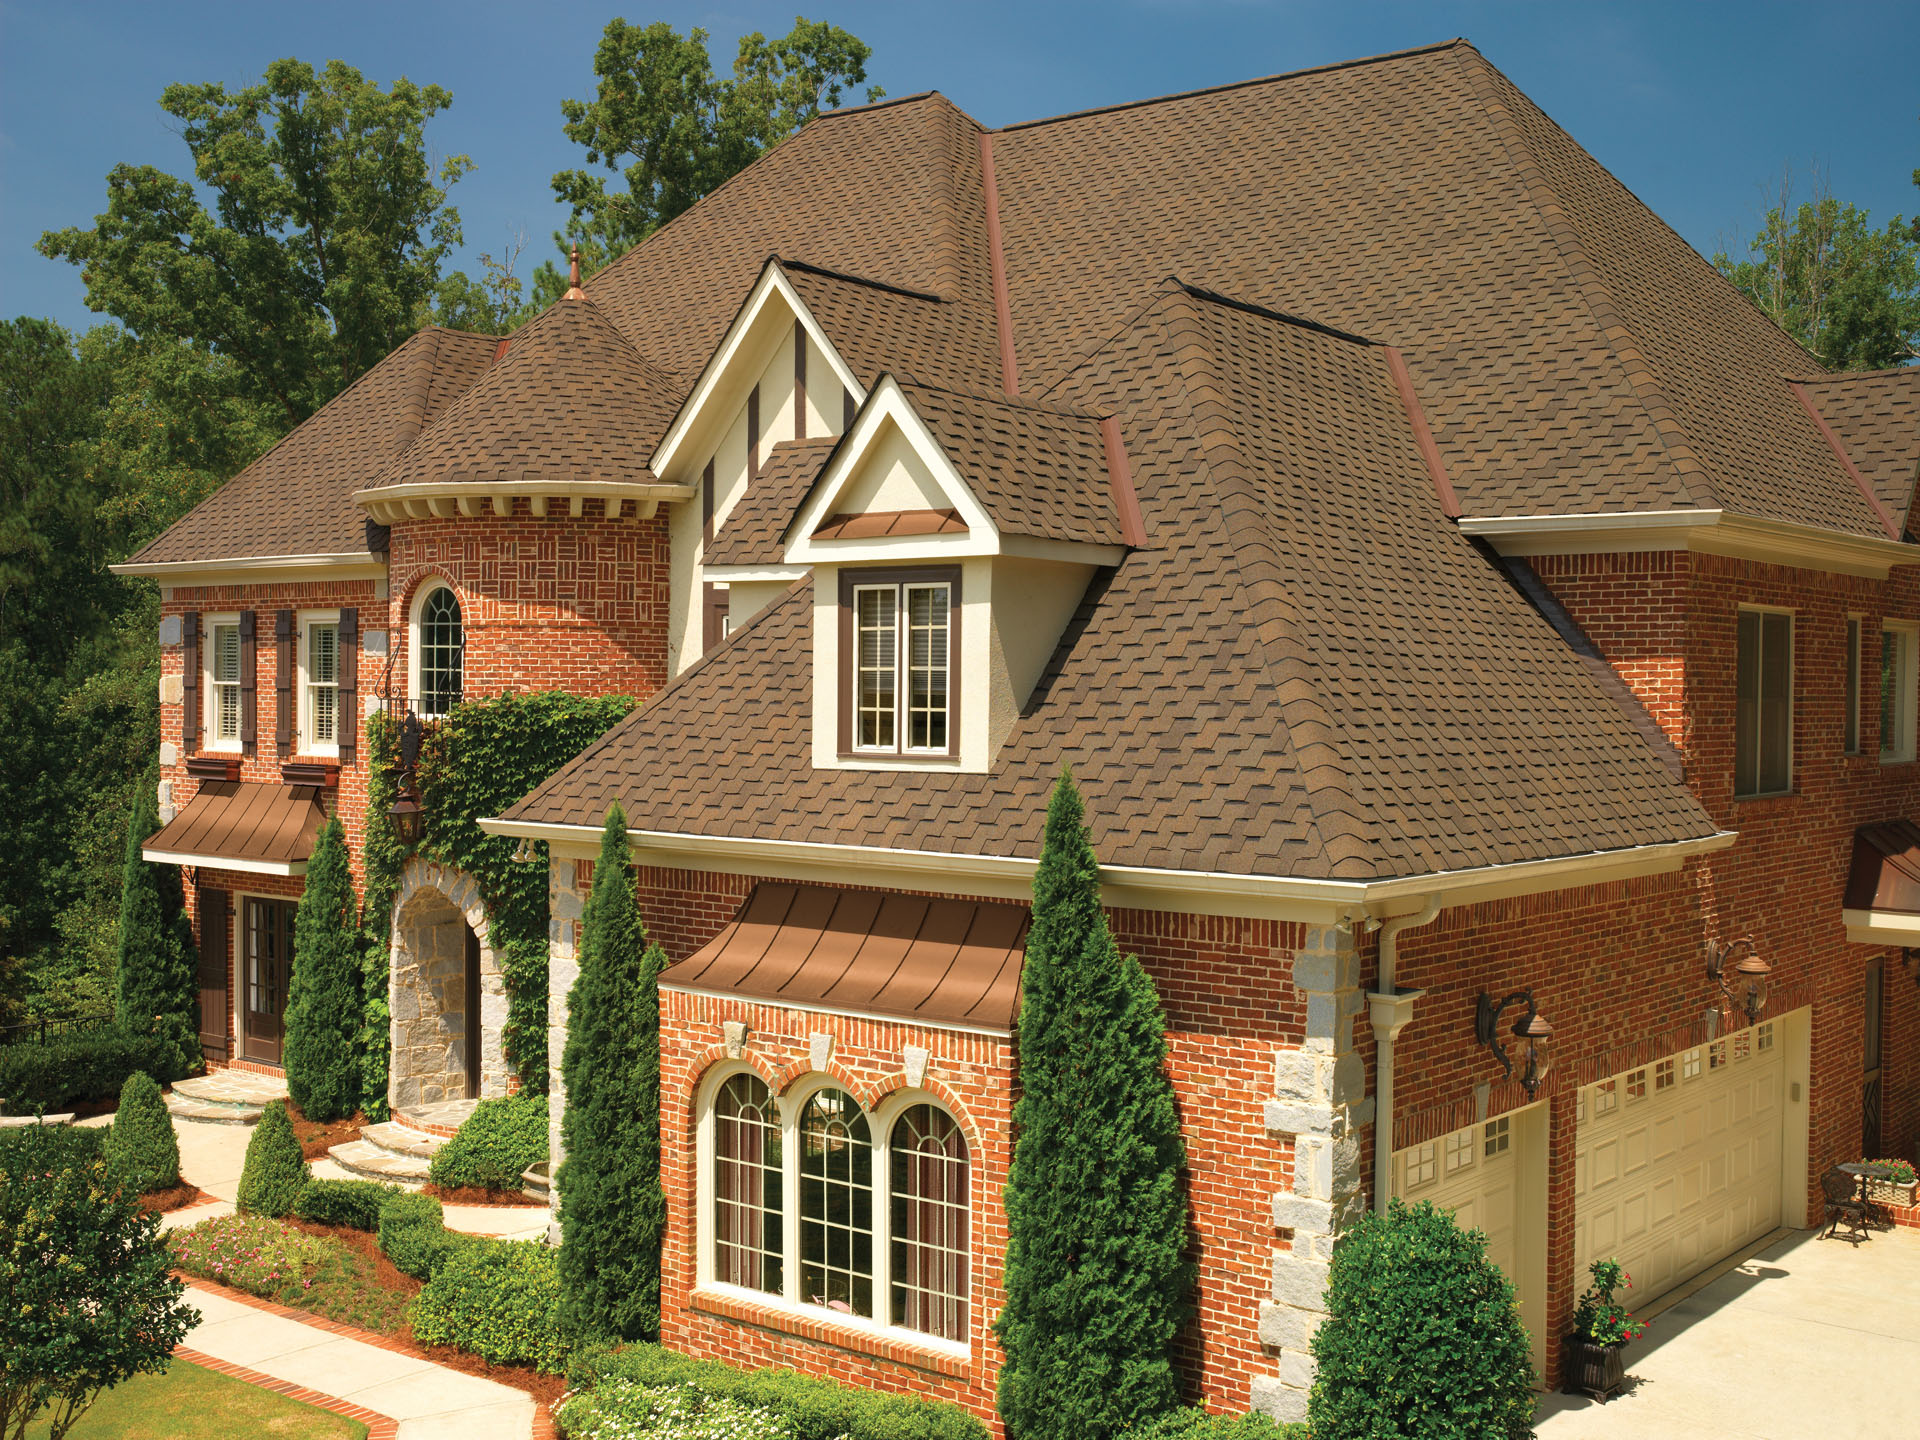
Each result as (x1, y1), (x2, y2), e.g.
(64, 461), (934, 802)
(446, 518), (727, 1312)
(1535, 1225), (1920, 1438)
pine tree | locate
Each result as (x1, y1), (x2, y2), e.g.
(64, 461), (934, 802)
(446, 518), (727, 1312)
(283, 818), (363, 1121)
(237, 1100), (309, 1217)
(104, 1070), (181, 1194)
(996, 770), (1194, 1440)
(114, 769), (199, 1080)
(556, 804), (667, 1340)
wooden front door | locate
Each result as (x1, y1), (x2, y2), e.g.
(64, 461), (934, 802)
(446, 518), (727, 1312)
(242, 897), (296, 1065)
(1864, 959), (1885, 1158)
(463, 925), (482, 1100)
(196, 886), (231, 1062)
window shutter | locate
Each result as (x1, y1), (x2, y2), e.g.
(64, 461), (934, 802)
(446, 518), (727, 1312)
(338, 608), (358, 765)
(181, 611), (200, 751)
(239, 611), (258, 753)
(275, 610), (294, 749)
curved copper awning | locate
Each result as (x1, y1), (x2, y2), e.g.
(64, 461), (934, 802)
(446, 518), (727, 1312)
(143, 781), (328, 877)
(1843, 819), (1920, 944)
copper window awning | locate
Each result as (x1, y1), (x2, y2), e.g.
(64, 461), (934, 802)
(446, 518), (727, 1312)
(1843, 819), (1920, 944)
(659, 882), (1028, 1033)
(143, 781), (329, 877)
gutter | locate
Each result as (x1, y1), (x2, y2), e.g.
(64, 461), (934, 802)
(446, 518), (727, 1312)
(112, 551), (383, 580)
(1458, 508), (1918, 580)
(1367, 896), (1441, 1214)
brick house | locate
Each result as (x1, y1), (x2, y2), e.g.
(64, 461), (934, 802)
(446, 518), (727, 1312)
(117, 39), (1920, 1425)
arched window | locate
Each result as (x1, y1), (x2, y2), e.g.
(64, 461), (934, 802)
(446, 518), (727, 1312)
(889, 1104), (969, 1340)
(712, 1074), (782, 1294)
(414, 583), (463, 717)
(799, 1088), (873, 1317)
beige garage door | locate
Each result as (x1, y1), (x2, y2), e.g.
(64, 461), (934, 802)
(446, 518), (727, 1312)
(1575, 1021), (1785, 1306)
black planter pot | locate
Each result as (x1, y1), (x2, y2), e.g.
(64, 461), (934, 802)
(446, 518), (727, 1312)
(1562, 1334), (1626, 1402)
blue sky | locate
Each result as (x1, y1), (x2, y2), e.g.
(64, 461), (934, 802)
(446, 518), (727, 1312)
(4, 0), (1916, 335)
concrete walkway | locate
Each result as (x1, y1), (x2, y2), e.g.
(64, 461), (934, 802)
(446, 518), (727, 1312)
(1535, 1224), (1920, 1438)
(182, 1283), (534, 1440)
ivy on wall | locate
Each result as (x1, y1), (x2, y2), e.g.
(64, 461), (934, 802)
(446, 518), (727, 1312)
(358, 691), (635, 1103)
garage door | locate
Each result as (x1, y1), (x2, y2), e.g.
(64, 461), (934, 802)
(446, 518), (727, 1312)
(1575, 1021), (1784, 1306)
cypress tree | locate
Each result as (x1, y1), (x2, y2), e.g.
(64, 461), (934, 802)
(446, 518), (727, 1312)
(996, 770), (1194, 1440)
(104, 1070), (181, 1193)
(237, 1100), (309, 1216)
(114, 769), (199, 1080)
(556, 804), (667, 1340)
(283, 818), (363, 1121)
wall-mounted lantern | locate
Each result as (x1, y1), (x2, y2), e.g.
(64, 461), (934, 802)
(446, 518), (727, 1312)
(387, 711), (427, 848)
(1475, 989), (1554, 1099)
(1706, 935), (1771, 1026)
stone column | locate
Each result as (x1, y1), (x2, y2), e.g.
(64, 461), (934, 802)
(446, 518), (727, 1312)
(546, 857), (581, 1245)
(1251, 922), (1371, 1424)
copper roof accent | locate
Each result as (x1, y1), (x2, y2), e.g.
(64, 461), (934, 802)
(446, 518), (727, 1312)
(978, 132), (1020, 397)
(813, 508), (966, 540)
(1845, 820), (1920, 914)
(1100, 416), (1148, 548)
(659, 882), (1028, 1030)
(1790, 381), (1900, 540)
(143, 782), (329, 874)
(564, 245), (587, 301)
(1794, 369), (1920, 536)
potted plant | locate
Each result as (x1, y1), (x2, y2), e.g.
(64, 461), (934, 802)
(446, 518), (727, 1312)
(1863, 1158), (1918, 1207)
(1564, 1258), (1643, 1402)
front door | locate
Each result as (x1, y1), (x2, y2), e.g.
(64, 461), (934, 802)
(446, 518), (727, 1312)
(242, 897), (296, 1065)
(1864, 959), (1885, 1158)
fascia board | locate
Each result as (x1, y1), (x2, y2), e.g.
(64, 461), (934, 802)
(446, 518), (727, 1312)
(1843, 907), (1920, 945)
(1459, 509), (1919, 579)
(701, 565), (810, 583)
(143, 848), (306, 877)
(112, 553), (385, 585)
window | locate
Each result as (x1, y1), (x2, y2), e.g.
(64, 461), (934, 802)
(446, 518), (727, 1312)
(1682, 1048), (1703, 1080)
(889, 1105), (969, 1341)
(1732, 1030), (1750, 1062)
(413, 584), (463, 718)
(1882, 624), (1916, 762)
(302, 619), (339, 754)
(1735, 608), (1793, 797)
(1625, 1067), (1648, 1102)
(1845, 617), (1863, 754)
(209, 620), (243, 746)
(713, 1075), (783, 1295)
(1483, 1116), (1511, 1157)
(1756, 1021), (1775, 1052)
(800, 1090), (874, 1316)
(1403, 1141), (1437, 1189)
(1654, 1058), (1675, 1091)
(1591, 1078), (1618, 1116)
(1709, 1038), (1728, 1070)
(841, 571), (957, 757)
(1443, 1128), (1475, 1175)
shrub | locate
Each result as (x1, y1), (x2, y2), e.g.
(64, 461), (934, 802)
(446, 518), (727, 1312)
(236, 1101), (309, 1217)
(1124, 1409), (1306, 1439)
(0, 1121), (108, 1173)
(429, 1091), (548, 1191)
(558, 803), (668, 1341)
(997, 771), (1192, 1440)
(557, 1380), (799, 1439)
(569, 1344), (991, 1440)
(283, 818), (364, 1121)
(113, 769), (199, 1081)
(103, 1070), (180, 1193)
(410, 1238), (569, 1373)
(295, 1177), (403, 1231)
(377, 1191), (475, 1281)
(1309, 1198), (1535, 1440)
(0, 1027), (172, 1114)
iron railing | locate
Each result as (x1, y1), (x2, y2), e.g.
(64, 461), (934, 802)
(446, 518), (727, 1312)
(0, 1012), (115, 1047)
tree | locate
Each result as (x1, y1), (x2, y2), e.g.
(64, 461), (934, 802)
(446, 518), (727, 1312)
(1308, 1199), (1535, 1440)
(113, 768), (197, 1080)
(556, 804), (668, 1341)
(1714, 166), (1919, 370)
(104, 1070), (181, 1195)
(283, 818), (363, 1121)
(0, 1124), (196, 1440)
(40, 58), (472, 426)
(237, 1100), (309, 1217)
(995, 771), (1194, 1440)
(543, 16), (882, 287)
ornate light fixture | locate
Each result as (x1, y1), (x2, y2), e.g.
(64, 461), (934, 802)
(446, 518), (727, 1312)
(1476, 989), (1554, 1099)
(386, 712), (427, 848)
(1706, 935), (1772, 1026)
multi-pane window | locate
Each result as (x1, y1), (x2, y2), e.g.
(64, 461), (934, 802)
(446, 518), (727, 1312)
(210, 622), (243, 742)
(799, 1089), (874, 1316)
(1654, 1058), (1675, 1091)
(416, 586), (464, 718)
(1625, 1067), (1648, 1102)
(1403, 1141), (1437, 1189)
(1735, 608), (1793, 797)
(848, 577), (953, 755)
(1756, 1022), (1775, 1052)
(1881, 624), (1916, 762)
(1845, 617), (1863, 754)
(713, 1075), (783, 1294)
(1443, 1128), (1475, 1175)
(1591, 1078), (1618, 1116)
(306, 621), (339, 749)
(1682, 1048), (1703, 1080)
(889, 1105), (969, 1341)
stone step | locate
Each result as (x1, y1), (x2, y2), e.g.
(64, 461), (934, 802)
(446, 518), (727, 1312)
(326, 1137), (433, 1183)
(166, 1095), (263, 1125)
(166, 1070), (289, 1126)
(360, 1120), (447, 1160)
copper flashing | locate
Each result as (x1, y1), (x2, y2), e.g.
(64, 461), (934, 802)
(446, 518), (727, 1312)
(813, 508), (967, 540)
(1790, 381), (1901, 540)
(1384, 347), (1461, 520)
(660, 882), (1028, 1031)
(1100, 416), (1148, 548)
(143, 781), (329, 874)
(978, 132), (1020, 398)
(1846, 819), (1920, 914)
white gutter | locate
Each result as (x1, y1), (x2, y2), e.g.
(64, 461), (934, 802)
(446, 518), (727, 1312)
(1458, 508), (1918, 580)
(111, 551), (383, 579)
(1367, 895), (1441, 1214)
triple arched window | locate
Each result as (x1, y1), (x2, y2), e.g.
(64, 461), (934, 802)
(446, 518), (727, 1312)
(411, 582), (463, 718)
(706, 1073), (970, 1344)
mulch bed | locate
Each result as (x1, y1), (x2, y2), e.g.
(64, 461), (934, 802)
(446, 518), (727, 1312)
(284, 1101), (365, 1161)
(422, 1182), (548, 1209)
(282, 1218), (424, 1299)
(143, 1182), (215, 1214)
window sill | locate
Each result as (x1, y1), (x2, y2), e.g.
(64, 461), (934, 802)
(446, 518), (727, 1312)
(688, 1286), (972, 1376)
(1732, 789), (1801, 805)
(1879, 754), (1916, 767)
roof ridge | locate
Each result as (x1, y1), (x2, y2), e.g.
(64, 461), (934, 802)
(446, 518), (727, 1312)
(996, 38), (1466, 133)
(1449, 44), (1721, 514)
(807, 90), (981, 126)
(777, 256), (946, 304)
(1794, 365), (1920, 383)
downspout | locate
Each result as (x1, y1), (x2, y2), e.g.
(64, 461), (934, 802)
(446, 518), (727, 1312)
(1366, 895), (1442, 1214)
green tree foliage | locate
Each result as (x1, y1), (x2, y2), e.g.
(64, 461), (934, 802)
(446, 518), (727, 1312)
(104, 1070), (181, 1194)
(541, 16), (881, 291)
(113, 769), (197, 1080)
(996, 772), (1194, 1440)
(1714, 167), (1919, 370)
(237, 1100), (310, 1218)
(283, 818), (363, 1121)
(40, 58), (472, 425)
(0, 1123), (196, 1440)
(1308, 1198), (1535, 1440)
(358, 711), (405, 1121)
(557, 805), (668, 1341)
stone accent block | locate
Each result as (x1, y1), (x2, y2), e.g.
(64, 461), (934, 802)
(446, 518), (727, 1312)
(1249, 1377), (1309, 1424)
(1257, 1301), (1324, 1351)
(1270, 1254), (1331, 1310)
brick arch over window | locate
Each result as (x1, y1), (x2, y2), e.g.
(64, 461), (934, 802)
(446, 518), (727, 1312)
(388, 858), (508, 1109)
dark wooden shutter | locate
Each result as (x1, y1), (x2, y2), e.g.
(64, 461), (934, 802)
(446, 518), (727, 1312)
(181, 611), (200, 752)
(239, 610), (258, 753)
(338, 607), (358, 765)
(274, 610), (294, 749)
(196, 885), (230, 1062)
(703, 584), (730, 649)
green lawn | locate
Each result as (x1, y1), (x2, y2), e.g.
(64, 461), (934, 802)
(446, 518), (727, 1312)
(25, 1358), (368, 1440)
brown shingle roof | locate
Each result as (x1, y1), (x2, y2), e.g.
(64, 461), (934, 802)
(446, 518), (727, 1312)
(1796, 369), (1920, 536)
(705, 437), (839, 569)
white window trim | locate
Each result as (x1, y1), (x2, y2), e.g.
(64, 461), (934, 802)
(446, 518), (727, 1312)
(408, 579), (462, 719)
(849, 580), (953, 758)
(1735, 604), (1795, 799)
(203, 612), (244, 753)
(1881, 621), (1917, 764)
(693, 1065), (971, 1357)
(297, 609), (342, 759)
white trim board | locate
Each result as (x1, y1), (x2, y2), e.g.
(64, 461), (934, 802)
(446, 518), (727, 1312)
(1458, 509), (1920, 580)
(1843, 907), (1920, 946)
(143, 848), (307, 877)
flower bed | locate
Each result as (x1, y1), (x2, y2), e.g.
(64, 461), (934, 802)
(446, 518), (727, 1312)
(169, 1213), (414, 1334)
(556, 1380), (802, 1440)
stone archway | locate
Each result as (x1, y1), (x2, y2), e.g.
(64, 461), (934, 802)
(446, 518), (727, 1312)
(389, 859), (509, 1110)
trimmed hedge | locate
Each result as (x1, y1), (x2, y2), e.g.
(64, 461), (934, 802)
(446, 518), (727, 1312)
(377, 1191), (475, 1281)
(410, 1238), (569, 1373)
(0, 1028), (172, 1114)
(0, 1121), (108, 1174)
(1124, 1410), (1306, 1439)
(104, 1071), (180, 1193)
(295, 1178), (403, 1231)
(569, 1344), (990, 1440)
(236, 1101), (309, 1218)
(428, 1091), (547, 1192)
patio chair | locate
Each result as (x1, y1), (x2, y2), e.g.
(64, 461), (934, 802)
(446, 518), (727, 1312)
(1822, 1167), (1871, 1244)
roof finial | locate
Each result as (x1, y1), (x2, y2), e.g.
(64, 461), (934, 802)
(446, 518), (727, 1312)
(564, 244), (585, 301)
